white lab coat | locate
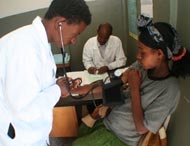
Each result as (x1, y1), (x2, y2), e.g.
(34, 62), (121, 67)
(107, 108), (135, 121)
(0, 16), (61, 146)
(82, 35), (127, 70)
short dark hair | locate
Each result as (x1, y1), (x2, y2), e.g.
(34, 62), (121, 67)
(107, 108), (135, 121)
(44, 0), (91, 25)
(97, 23), (113, 35)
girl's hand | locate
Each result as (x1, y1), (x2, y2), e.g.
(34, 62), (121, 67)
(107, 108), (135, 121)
(127, 68), (141, 90)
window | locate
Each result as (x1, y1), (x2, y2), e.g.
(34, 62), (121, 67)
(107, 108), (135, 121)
(140, 0), (153, 17)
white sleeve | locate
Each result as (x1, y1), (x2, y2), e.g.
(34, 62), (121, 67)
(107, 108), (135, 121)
(107, 38), (127, 70)
(82, 39), (96, 69)
(4, 47), (61, 121)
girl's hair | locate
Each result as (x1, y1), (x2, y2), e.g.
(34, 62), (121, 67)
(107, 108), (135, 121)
(44, 0), (91, 25)
(138, 15), (190, 78)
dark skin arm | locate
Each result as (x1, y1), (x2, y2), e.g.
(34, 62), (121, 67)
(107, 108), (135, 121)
(87, 66), (108, 74)
(88, 67), (97, 74)
(121, 68), (129, 84)
(56, 77), (83, 98)
(97, 66), (108, 74)
(127, 68), (148, 134)
(70, 81), (102, 95)
(120, 68), (148, 134)
(56, 77), (70, 98)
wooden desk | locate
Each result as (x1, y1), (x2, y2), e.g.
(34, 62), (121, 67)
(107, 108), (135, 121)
(55, 70), (107, 107)
(55, 86), (103, 125)
(55, 92), (103, 107)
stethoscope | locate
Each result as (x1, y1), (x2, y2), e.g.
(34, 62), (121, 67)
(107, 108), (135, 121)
(58, 22), (100, 102)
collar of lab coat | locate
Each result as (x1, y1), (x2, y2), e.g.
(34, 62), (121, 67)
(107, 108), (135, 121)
(32, 16), (51, 52)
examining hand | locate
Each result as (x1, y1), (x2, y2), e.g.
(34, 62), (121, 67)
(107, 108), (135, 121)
(71, 82), (102, 95)
(70, 78), (82, 89)
(56, 77), (70, 98)
(97, 66), (108, 74)
(88, 67), (97, 74)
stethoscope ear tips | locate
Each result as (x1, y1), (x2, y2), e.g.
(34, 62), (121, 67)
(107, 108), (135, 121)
(58, 22), (62, 26)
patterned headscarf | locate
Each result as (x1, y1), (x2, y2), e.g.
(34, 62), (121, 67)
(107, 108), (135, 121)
(137, 15), (186, 61)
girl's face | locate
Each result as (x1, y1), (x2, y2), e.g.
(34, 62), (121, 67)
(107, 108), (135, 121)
(137, 41), (163, 70)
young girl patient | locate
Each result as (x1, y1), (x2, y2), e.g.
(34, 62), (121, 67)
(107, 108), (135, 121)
(72, 15), (190, 146)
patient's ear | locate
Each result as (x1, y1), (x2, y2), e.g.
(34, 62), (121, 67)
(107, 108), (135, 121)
(157, 49), (165, 59)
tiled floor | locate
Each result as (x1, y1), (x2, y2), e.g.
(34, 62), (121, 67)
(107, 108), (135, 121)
(49, 137), (76, 146)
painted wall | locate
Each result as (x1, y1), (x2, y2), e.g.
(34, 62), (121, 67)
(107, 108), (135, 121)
(0, 9), (47, 37)
(0, 0), (51, 18)
(167, 0), (190, 146)
(153, 0), (170, 22)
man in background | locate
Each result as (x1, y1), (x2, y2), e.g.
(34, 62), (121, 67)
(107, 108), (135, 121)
(83, 22), (127, 74)
(0, 0), (91, 145)
(83, 22), (126, 113)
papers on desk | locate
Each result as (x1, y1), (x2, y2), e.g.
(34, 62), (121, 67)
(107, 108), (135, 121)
(65, 67), (129, 85)
(67, 70), (109, 85)
(84, 71), (109, 84)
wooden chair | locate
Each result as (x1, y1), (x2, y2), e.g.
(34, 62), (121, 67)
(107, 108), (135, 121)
(138, 115), (171, 146)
